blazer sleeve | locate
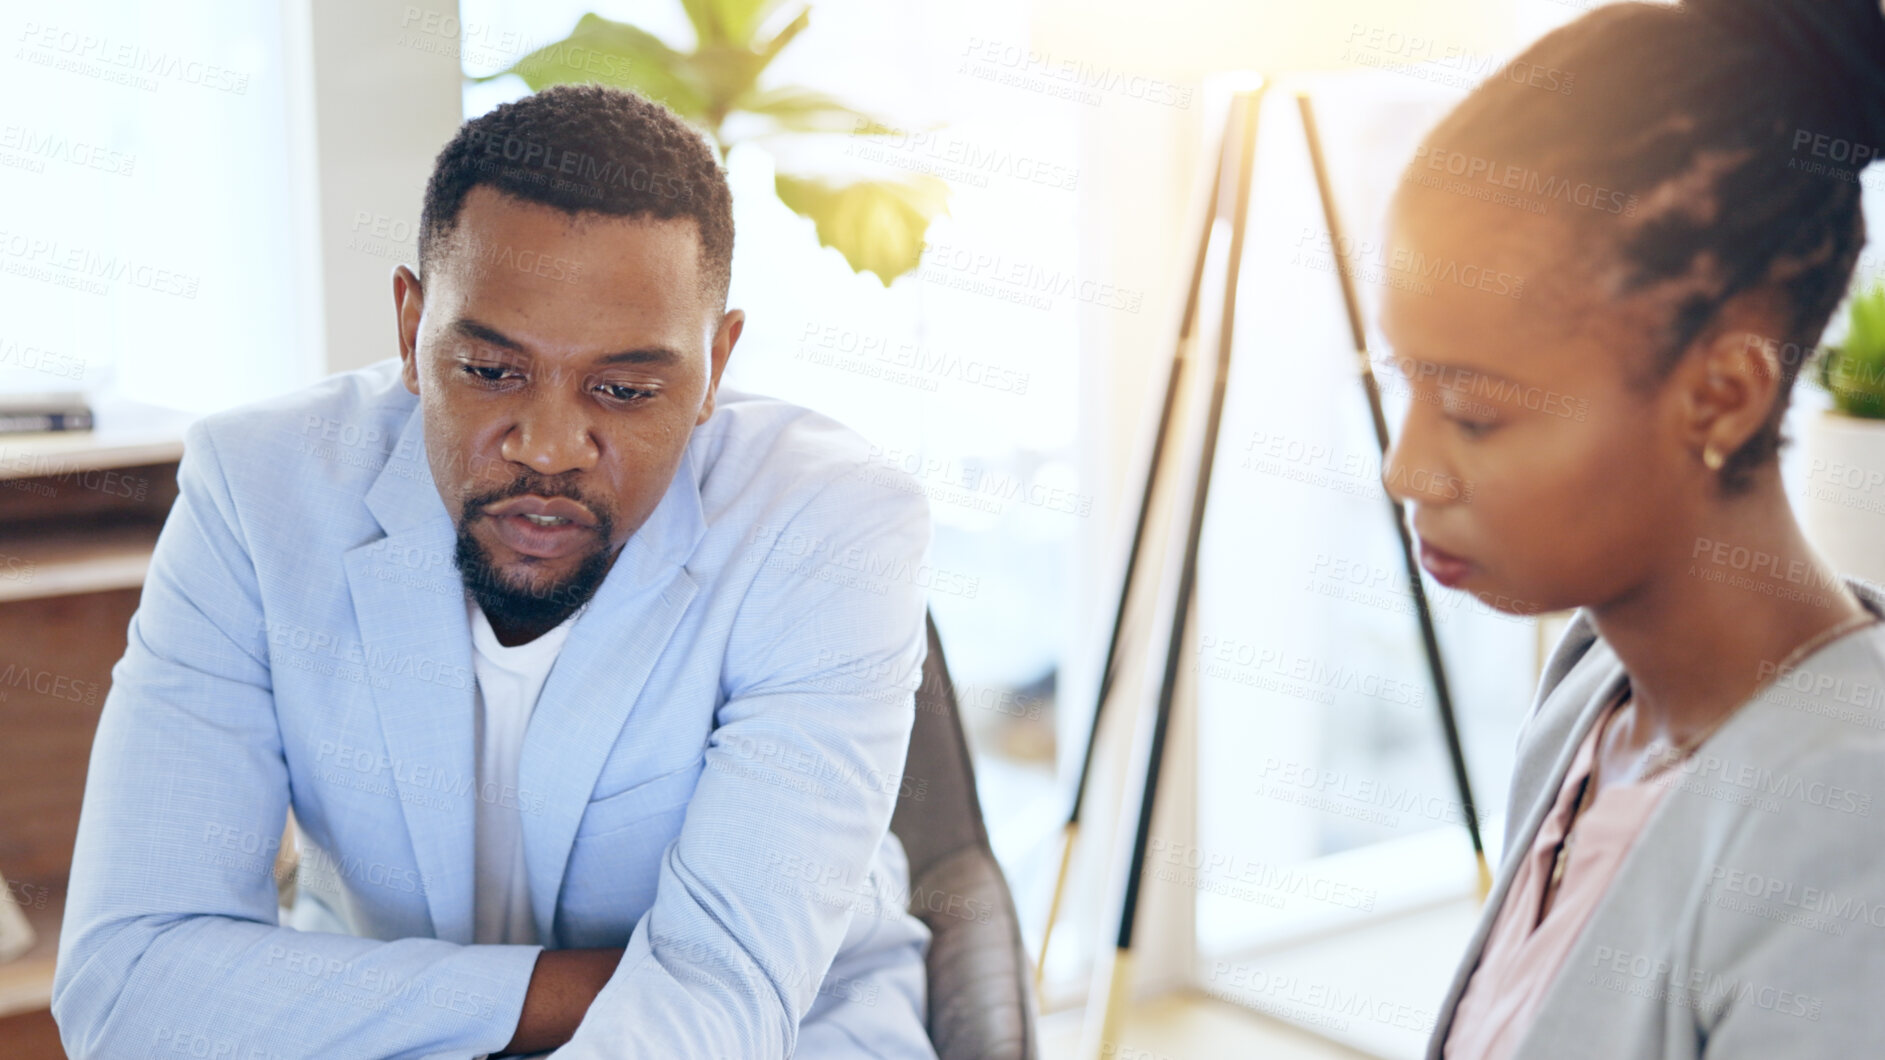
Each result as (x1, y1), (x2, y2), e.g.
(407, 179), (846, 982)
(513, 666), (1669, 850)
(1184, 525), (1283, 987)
(553, 465), (932, 1059)
(1689, 743), (1885, 1056)
(51, 421), (541, 1060)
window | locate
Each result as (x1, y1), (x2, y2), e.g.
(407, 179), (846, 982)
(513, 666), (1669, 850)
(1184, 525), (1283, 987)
(0, 0), (319, 414)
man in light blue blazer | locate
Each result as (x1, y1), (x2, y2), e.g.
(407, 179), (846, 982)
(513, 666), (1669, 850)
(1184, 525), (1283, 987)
(53, 84), (938, 1058)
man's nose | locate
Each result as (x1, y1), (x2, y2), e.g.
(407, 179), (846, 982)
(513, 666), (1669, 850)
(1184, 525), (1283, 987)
(502, 391), (598, 475)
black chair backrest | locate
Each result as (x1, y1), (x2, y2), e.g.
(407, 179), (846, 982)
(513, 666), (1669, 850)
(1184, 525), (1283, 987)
(888, 613), (1039, 1060)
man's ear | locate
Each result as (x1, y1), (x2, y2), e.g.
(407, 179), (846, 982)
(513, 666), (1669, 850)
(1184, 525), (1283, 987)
(698, 308), (744, 426)
(393, 265), (425, 396)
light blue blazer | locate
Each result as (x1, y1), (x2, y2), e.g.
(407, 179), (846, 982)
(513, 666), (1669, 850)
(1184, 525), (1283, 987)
(53, 359), (939, 1059)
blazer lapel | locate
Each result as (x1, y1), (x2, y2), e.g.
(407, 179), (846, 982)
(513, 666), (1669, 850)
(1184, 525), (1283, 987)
(521, 448), (708, 947)
(1426, 624), (1626, 1058)
(341, 406), (480, 944)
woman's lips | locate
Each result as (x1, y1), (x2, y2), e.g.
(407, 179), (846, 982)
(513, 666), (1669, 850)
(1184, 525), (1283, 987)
(1418, 540), (1474, 587)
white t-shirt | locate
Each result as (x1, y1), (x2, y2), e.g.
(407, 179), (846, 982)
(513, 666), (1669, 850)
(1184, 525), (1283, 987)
(466, 594), (581, 947)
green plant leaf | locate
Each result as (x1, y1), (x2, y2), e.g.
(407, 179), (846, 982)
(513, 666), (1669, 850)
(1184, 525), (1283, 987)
(774, 173), (948, 284)
(1828, 283), (1885, 418)
(691, 43), (778, 126)
(687, 8), (808, 129)
(1848, 284), (1885, 355)
(737, 86), (898, 135)
(484, 14), (710, 120)
(678, 0), (724, 46)
(754, 7), (810, 66)
(704, 0), (796, 48)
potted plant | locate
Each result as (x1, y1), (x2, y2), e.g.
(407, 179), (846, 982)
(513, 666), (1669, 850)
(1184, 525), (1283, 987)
(1802, 281), (1885, 586)
(479, 1), (947, 284)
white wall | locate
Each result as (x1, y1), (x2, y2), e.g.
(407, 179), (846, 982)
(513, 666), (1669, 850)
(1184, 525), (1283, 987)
(301, 0), (466, 374)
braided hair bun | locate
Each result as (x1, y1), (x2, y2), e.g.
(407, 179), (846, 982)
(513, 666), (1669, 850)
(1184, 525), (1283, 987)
(1685, 0), (1885, 164)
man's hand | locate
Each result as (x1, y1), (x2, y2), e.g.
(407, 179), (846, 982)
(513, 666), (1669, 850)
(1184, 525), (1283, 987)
(497, 948), (625, 1056)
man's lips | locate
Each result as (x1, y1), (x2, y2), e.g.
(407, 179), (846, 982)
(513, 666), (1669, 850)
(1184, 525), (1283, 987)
(479, 494), (600, 560)
(481, 494), (598, 527)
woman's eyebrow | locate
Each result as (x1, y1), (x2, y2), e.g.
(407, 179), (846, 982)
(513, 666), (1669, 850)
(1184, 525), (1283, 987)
(1400, 357), (1525, 388)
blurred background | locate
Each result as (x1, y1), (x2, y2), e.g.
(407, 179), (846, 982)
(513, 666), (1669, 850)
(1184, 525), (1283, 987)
(4, 0), (1884, 1057)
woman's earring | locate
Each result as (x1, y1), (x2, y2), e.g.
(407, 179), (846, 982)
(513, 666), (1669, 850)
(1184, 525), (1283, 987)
(1702, 445), (1725, 471)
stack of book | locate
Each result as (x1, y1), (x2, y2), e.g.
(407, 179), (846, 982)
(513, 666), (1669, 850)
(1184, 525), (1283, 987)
(0, 393), (93, 434)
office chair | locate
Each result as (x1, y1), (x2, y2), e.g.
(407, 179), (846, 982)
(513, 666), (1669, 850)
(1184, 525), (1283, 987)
(889, 613), (1041, 1060)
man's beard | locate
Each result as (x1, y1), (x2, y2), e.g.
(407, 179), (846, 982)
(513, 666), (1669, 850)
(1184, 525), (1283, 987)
(453, 483), (617, 633)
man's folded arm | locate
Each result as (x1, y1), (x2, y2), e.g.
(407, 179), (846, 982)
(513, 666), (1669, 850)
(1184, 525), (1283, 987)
(52, 423), (542, 1060)
(554, 469), (932, 1058)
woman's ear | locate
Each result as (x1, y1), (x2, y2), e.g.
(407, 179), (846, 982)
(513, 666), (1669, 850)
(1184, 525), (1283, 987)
(1676, 313), (1785, 467)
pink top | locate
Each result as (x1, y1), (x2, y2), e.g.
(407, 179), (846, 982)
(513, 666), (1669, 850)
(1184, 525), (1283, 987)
(1443, 688), (1677, 1060)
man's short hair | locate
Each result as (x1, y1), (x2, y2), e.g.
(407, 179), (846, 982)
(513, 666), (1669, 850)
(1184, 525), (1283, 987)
(419, 83), (734, 304)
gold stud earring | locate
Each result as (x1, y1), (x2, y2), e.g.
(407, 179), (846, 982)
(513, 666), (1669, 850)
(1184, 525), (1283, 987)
(1703, 445), (1724, 471)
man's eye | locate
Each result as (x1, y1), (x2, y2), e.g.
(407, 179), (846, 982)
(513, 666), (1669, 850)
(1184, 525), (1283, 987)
(462, 364), (515, 384)
(597, 383), (655, 403)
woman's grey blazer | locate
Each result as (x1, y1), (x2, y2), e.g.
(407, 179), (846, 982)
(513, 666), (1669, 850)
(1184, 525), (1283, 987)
(1427, 579), (1885, 1059)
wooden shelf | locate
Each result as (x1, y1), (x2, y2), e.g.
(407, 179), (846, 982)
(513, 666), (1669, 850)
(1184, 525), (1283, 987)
(0, 395), (191, 1037)
(0, 521), (162, 605)
(0, 398), (193, 481)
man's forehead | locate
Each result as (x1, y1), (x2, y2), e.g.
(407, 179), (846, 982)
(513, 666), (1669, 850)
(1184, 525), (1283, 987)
(427, 187), (714, 328)
(441, 187), (705, 279)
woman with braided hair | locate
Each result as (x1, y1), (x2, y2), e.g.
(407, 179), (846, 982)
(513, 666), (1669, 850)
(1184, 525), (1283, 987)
(1375, 1), (1885, 1056)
